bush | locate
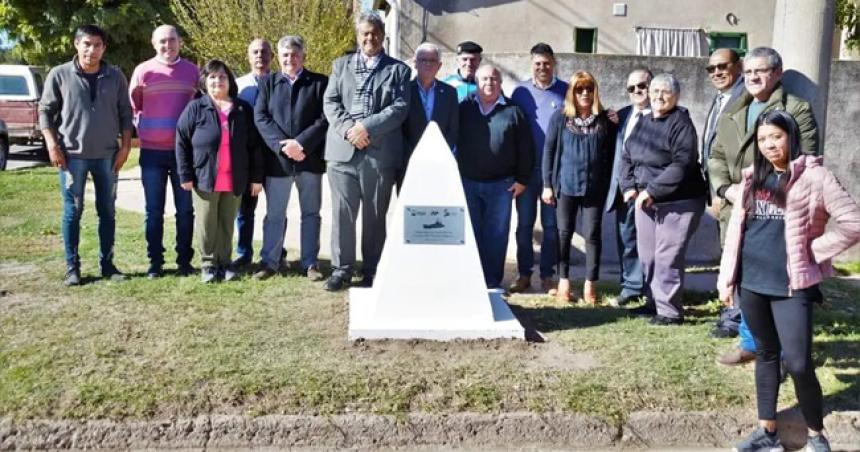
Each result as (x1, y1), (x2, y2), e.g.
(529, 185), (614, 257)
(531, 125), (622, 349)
(171, 0), (356, 75)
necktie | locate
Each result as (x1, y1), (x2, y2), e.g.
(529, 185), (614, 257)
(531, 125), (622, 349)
(707, 94), (725, 139)
(624, 111), (641, 143)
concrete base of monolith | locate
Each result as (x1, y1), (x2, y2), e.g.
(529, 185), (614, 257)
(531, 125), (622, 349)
(348, 288), (524, 340)
(347, 122), (524, 341)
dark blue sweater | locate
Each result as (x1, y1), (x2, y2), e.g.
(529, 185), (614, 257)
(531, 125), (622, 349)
(619, 106), (706, 202)
(456, 97), (534, 185)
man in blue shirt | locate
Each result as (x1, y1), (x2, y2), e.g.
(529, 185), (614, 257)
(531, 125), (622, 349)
(508, 43), (567, 294)
(233, 38), (273, 269)
(400, 42), (459, 190)
(442, 41), (482, 102)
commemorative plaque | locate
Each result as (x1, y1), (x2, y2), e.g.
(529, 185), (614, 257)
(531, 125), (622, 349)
(403, 206), (465, 245)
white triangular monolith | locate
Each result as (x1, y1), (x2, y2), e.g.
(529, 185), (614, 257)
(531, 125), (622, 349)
(347, 122), (525, 340)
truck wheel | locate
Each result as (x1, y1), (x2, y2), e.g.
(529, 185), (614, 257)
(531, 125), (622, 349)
(0, 138), (8, 171)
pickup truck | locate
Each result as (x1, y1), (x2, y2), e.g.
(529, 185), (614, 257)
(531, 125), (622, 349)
(0, 64), (45, 170)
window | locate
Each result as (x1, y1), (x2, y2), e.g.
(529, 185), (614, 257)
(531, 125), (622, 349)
(574, 27), (597, 53)
(0, 75), (28, 96)
(708, 32), (748, 57)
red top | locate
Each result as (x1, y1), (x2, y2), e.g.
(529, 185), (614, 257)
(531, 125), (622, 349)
(213, 107), (233, 193)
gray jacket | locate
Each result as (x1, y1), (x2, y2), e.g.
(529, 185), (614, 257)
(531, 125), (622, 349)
(38, 57), (133, 159)
(323, 52), (411, 169)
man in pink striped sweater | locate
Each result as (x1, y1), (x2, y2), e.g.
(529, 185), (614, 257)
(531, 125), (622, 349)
(129, 25), (200, 279)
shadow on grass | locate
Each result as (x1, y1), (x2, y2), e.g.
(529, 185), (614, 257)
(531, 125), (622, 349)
(511, 303), (631, 334)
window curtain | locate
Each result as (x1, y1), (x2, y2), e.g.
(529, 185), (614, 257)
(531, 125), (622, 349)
(635, 27), (709, 57)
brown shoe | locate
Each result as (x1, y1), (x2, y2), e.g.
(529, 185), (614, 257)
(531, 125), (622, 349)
(555, 278), (573, 302)
(508, 275), (531, 293)
(252, 266), (277, 281)
(306, 265), (324, 281)
(583, 280), (598, 305)
(716, 347), (756, 366)
(541, 277), (555, 293)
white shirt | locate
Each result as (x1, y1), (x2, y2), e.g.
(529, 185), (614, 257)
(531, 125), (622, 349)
(478, 95), (506, 116)
(624, 106), (651, 143)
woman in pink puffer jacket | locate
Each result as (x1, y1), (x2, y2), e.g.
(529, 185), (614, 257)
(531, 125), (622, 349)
(718, 110), (860, 452)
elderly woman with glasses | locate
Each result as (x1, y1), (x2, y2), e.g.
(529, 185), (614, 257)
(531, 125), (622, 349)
(541, 71), (616, 304)
(176, 60), (264, 283)
(619, 73), (707, 325)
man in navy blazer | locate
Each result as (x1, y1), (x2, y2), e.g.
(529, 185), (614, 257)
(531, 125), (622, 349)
(252, 35), (329, 282)
(322, 11), (411, 291)
(398, 42), (459, 190)
(604, 68), (652, 307)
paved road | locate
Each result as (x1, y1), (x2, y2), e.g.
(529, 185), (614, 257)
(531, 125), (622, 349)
(4, 144), (49, 170)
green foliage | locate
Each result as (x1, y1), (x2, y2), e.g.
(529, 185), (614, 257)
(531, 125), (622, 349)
(0, 0), (174, 75)
(837, 0), (860, 50)
(171, 0), (355, 75)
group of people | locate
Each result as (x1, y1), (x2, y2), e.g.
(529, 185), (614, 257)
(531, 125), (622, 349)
(37, 13), (860, 452)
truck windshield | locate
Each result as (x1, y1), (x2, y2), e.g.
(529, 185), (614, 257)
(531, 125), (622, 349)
(0, 75), (30, 96)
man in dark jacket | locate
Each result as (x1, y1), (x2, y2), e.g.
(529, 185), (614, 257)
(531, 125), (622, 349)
(457, 64), (534, 290)
(604, 68), (652, 306)
(252, 35), (328, 281)
(399, 41), (458, 191)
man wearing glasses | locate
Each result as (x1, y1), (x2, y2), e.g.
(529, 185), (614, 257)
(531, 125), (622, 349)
(604, 68), (651, 308)
(701, 49), (745, 205)
(709, 46), (819, 366)
(400, 42), (459, 191)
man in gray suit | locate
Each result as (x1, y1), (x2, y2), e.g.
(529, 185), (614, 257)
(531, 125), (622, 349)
(399, 41), (458, 191)
(322, 11), (411, 291)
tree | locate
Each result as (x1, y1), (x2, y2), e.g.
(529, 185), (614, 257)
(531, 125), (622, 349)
(0, 0), (174, 75)
(837, 0), (860, 50)
(171, 0), (355, 75)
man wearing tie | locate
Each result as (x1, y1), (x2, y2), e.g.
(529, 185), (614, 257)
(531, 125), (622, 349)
(604, 68), (651, 308)
(702, 48), (745, 340)
(399, 42), (459, 190)
(701, 48), (744, 210)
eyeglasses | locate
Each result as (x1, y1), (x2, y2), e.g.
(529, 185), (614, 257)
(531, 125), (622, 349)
(416, 58), (440, 65)
(743, 67), (773, 77)
(574, 86), (594, 94)
(626, 82), (649, 93)
(705, 62), (732, 73)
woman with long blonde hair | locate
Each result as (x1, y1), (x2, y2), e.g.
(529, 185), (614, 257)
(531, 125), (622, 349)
(541, 71), (616, 303)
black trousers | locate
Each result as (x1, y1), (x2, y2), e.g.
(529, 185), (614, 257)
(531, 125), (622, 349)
(556, 195), (602, 280)
(740, 287), (824, 431)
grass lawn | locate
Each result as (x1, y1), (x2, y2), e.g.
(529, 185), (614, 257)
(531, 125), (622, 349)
(0, 166), (858, 422)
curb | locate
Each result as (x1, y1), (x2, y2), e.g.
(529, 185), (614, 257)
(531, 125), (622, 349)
(2, 411), (858, 450)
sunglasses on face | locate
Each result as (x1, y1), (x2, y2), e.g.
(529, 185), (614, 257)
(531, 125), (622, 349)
(706, 62), (732, 73)
(575, 86), (594, 94)
(626, 82), (649, 93)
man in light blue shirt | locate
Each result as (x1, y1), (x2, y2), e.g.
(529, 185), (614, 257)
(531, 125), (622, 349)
(401, 42), (459, 190)
(233, 38), (273, 268)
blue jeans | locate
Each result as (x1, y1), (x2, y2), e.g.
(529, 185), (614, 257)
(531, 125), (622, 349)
(613, 197), (644, 299)
(140, 149), (194, 268)
(462, 177), (513, 289)
(260, 173), (322, 271)
(739, 314), (756, 352)
(235, 190), (259, 261)
(514, 171), (557, 279)
(59, 157), (117, 270)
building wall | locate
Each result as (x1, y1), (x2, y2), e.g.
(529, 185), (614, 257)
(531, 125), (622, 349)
(398, 0), (777, 58)
(431, 53), (859, 263)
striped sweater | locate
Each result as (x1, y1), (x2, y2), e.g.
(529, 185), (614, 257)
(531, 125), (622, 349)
(129, 57), (199, 151)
